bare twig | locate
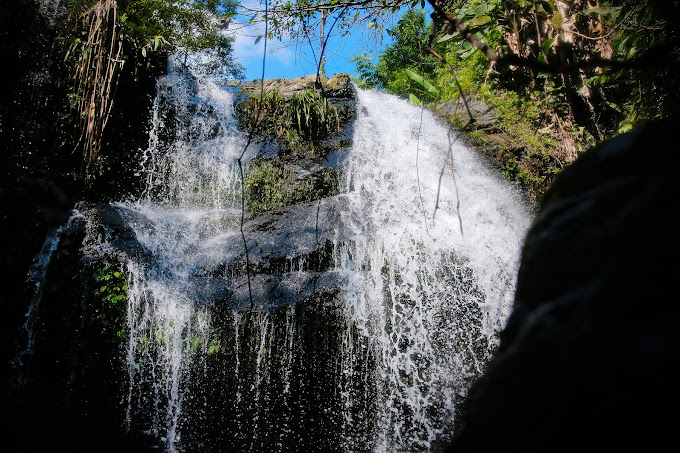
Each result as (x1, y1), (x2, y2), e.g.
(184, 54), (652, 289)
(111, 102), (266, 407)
(421, 43), (475, 128)
(433, 128), (463, 235)
(238, 0), (271, 317)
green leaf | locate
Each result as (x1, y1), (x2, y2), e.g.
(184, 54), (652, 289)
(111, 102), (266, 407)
(551, 12), (564, 30)
(436, 33), (457, 43)
(404, 69), (439, 95)
(606, 101), (622, 113)
(461, 47), (477, 60)
(468, 15), (492, 27)
(408, 93), (421, 106)
(255, 36), (262, 45)
(461, 3), (490, 20)
(541, 38), (554, 55)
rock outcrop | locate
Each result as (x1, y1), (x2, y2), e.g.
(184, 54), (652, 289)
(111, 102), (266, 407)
(448, 116), (680, 451)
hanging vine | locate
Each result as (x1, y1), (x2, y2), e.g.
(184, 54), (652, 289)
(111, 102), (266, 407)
(68, 0), (124, 191)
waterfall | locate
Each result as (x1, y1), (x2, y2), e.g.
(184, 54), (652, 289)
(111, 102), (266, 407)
(336, 88), (530, 450)
(12, 215), (76, 375)
(66, 62), (531, 452)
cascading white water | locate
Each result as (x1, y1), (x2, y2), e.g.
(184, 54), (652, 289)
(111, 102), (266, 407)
(95, 61), (531, 452)
(116, 60), (249, 451)
(336, 88), (530, 450)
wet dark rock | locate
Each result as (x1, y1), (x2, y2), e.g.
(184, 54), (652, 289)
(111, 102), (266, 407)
(1, 177), (75, 387)
(1, 0), (166, 202)
(243, 196), (349, 269)
(191, 196), (354, 308)
(221, 271), (345, 312)
(448, 117), (680, 451)
(77, 203), (154, 259)
(245, 157), (341, 212)
(72, 196), (353, 311)
(1, 190), (147, 453)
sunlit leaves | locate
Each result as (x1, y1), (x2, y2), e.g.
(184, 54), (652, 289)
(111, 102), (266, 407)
(550, 12), (563, 30)
(405, 68), (439, 95)
(266, 0), (404, 54)
(119, 0), (239, 56)
(468, 15), (491, 27)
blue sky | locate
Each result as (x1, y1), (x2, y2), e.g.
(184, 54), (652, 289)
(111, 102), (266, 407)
(229, 3), (401, 81)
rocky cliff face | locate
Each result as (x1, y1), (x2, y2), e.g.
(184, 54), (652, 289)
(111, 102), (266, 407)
(2, 73), (362, 452)
(448, 116), (680, 451)
(219, 73), (357, 308)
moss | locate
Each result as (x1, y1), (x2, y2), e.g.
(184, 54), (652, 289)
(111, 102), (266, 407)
(244, 158), (293, 212)
(236, 76), (352, 213)
(324, 73), (352, 95)
(245, 158), (340, 213)
(439, 88), (566, 203)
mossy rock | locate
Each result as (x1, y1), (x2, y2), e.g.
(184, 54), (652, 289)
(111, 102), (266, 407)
(239, 73), (352, 99)
(235, 87), (351, 158)
(245, 158), (294, 212)
(290, 167), (340, 205)
(234, 72), (356, 160)
(245, 158), (340, 213)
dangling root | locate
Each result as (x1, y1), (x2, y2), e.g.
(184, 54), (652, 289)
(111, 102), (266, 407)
(71, 0), (124, 191)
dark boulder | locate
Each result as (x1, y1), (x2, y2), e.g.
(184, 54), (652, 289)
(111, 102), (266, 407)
(448, 117), (680, 451)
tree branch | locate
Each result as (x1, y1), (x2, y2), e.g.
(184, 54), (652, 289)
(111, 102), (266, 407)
(421, 44), (475, 127)
(427, 0), (674, 75)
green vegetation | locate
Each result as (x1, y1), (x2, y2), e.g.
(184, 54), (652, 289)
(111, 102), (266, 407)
(458, 87), (565, 200)
(352, 9), (439, 101)
(348, 8), (559, 199)
(263, 1), (680, 202)
(245, 158), (339, 212)
(236, 77), (351, 213)
(236, 87), (347, 156)
(245, 159), (293, 212)
(90, 261), (129, 341)
(63, 0), (243, 71)
(9, 0), (678, 204)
